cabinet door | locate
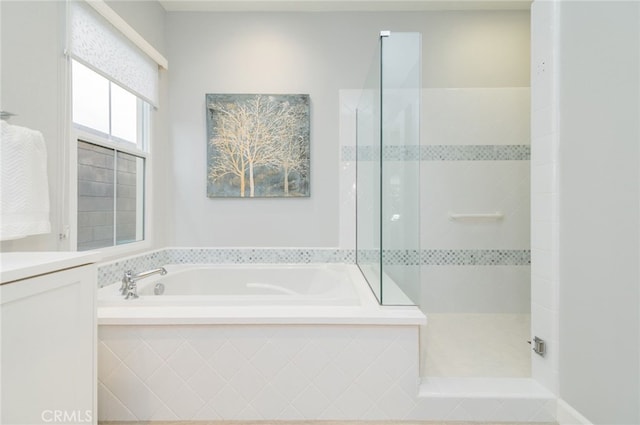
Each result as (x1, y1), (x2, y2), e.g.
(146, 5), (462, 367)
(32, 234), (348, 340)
(1, 265), (96, 425)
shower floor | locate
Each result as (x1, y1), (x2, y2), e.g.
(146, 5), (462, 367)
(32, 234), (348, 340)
(421, 313), (532, 377)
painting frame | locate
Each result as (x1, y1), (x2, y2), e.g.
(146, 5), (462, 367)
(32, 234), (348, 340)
(206, 93), (311, 198)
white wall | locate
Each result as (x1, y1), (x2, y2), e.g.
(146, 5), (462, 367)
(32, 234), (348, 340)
(530, 0), (561, 395)
(166, 10), (530, 247)
(0, 1), (65, 252)
(0, 0), (168, 255)
(105, 0), (166, 57)
(420, 87), (531, 314)
(556, 1), (640, 423)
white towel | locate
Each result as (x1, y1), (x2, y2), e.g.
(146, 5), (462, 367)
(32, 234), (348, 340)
(0, 120), (51, 240)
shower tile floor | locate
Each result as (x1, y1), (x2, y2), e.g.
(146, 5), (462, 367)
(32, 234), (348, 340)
(421, 313), (532, 377)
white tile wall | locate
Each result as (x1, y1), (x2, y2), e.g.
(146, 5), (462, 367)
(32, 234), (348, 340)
(418, 87), (531, 324)
(339, 86), (533, 376)
(338, 89), (359, 251)
(420, 161), (531, 250)
(530, 0), (560, 395)
(99, 320), (556, 422)
(422, 88), (531, 147)
(421, 266), (531, 313)
(98, 324), (419, 421)
(421, 314), (531, 377)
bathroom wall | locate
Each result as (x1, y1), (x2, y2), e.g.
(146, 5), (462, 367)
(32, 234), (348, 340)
(416, 9), (530, 317)
(420, 87), (531, 314)
(105, 0), (167, 56)
(530, 0), (560, 395)
(556, 1), (640, 424)
(0, 0), (169, 255)
(165, 9), (530, 247)
(416, 13), (530, 377)
(0, 1), (65, 252)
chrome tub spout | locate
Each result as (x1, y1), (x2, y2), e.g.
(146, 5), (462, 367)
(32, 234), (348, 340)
(120, 267), (168, 299)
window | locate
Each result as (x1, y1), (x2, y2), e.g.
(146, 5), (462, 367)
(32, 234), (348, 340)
(72, 60), (148, 251)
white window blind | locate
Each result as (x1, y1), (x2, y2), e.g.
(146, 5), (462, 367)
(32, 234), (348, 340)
(68, 0), (161, 107)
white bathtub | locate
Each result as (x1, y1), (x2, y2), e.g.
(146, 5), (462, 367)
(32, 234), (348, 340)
(99, 263), (359, 307)
(97, 263), (425, 325)
(97, 262), (426, 422)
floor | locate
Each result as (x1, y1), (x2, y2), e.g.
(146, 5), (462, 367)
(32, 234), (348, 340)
(99, 421), (557, 425)
(421, 313), (532, 377)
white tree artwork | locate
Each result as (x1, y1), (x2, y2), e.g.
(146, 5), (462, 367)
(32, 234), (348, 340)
(206, 94), (310, 198)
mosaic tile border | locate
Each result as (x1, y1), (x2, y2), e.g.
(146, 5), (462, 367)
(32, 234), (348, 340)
(421, 249), (531, 266)
(341, 145), (530, 161)
(97, 248), (355, 287)
(357, 249), (531, 266)
(97, 248), (530, 287)
(97, 249), (168, 288)
(164, 247), (355, 265)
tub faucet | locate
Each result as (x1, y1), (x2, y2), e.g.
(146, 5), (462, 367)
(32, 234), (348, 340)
(120, 267), (168, 299)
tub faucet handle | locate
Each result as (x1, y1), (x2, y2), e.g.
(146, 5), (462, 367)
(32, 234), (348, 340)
(124, 282), (139, 300)
(120, 270), (134, 295)
(121, 270), (139, 300)
(120, 270), (138, 300)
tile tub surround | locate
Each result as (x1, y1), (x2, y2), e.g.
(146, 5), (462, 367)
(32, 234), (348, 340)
(98, 324), (420, 421)
(97, 248), (353, 288)
(97, 248), (530, 287)
(98, 324), (555, 422)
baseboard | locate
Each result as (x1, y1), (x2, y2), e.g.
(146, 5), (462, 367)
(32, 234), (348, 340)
(557, 398), (594, 425)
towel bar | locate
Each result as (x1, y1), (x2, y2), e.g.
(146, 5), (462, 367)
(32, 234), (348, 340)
(448, 212), (504, 221)
(0, 111), (16, 120)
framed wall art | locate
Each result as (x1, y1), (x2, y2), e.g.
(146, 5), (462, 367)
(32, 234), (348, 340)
(206, 93), (310, 198)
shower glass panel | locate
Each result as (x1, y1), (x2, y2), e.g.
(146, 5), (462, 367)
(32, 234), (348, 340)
(356, 32), (421, 306)
(355, 38), (382, 302)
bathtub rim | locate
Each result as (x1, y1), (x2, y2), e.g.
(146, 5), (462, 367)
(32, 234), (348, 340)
(97, 263), (426, 326)
(99, 262), (361, 304)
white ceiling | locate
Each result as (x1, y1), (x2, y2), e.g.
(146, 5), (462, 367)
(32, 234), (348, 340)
(158, 0), (532, 12)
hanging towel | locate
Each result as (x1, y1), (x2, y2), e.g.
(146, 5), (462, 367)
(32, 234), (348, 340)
(0, 120), (51, 240)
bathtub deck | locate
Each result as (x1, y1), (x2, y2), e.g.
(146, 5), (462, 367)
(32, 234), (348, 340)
(98, 304), (426, 325)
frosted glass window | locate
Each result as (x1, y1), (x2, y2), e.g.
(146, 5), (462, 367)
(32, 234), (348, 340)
(72, 61), (109, 134)
(111, 83), (138, 143)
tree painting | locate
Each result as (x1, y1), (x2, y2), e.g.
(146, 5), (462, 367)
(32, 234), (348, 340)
(206, 94), (310, 198)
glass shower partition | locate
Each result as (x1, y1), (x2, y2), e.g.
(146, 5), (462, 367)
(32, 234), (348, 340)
(355, 35), (382, 302)
(356, 31), (421, 305)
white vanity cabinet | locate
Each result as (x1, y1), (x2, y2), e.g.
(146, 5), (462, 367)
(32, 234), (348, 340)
(1, 253), (99, 425)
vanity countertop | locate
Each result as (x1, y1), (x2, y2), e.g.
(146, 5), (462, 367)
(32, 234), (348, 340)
(0, 251), (100, 284)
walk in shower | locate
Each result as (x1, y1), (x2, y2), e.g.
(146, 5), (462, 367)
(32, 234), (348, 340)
(356, 30), (531, 379)
(356, 31), (422, 306)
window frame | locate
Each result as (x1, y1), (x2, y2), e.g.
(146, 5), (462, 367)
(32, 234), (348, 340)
(70, 130), (153, 256)
(69, 62), (153, 255)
